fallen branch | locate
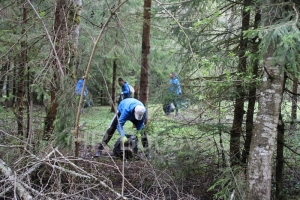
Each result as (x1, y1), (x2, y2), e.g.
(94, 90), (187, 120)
(0, 146), (127, 199)
(53, 149), (128, 199)
(0, 148), (56, 197)
(0, 158), (33, 199)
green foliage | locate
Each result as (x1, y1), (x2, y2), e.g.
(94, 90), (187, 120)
(244, 15), (300, 74)
(207, 166), (245, 200)
(54, 107), (75, 148)
(53, 78), (78, 146)
(1, 0), (300, 199)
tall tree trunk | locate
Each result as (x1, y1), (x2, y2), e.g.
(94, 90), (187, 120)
(110, 0), (121, 113)
(12, 63), (16, 106)
(290, 76), (298, 134)
(67, 0), (82, 157)
(242, 8), (261, 165)
(0, 65), (4, 98)
(69, 0), (82, 79)
(218, 101), (226, 167)
(276, 109), (285, 200)
(230, 0), (250, 166)
(139, 0), (151, 110)
(275, 72), (286, 200)
(26, 76), (32, 139)
(246, 1), (285, 198)
(111, 59), (117, 112)
(246, 57), (284, 200)
(5, 62), (11, 106)
(44, 0), (68, 136)
(16, 1), (27, 136)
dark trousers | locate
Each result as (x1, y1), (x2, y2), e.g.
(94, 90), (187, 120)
(167, 100), (178, 114)
(164, 94), (181, 115)
(102, 112), (149, 149)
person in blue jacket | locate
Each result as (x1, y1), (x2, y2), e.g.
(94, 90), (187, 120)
(76, 77), (88, 96)
(95, 98), (150, 158)
(75, 76), (91, 107)
(118, 77), (131, 99)
(166, 72), (182, 116)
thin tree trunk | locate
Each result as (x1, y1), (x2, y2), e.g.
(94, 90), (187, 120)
(242, 63), (258, 165)
(68, 0), (82, 157)
(276, 113), (285, 200)
(230, 0), (250, 166)
(0, 65), (4, 98)
(290, 76), (298, 134)
(111, 0), (121, 112)
(5, 62), (11, 106)
(111, 59), (117, 112)
(139, 0), (151, 109)
(12, 63), (16, 106)
(242, 8), (261, 166)
(275, 72), (286, 200)
(73, 4), (121, 158)
(26, 58), (32, 139)
(16, 1), (27, 136)
(69, 0), (82, 75)
(218, 101), (226, 167)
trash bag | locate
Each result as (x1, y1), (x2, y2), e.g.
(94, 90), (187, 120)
(113, 135), (138, 159)
(163, 103), (175, 114)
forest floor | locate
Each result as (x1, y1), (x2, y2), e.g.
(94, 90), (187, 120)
(0, 105), (228, 199)
(75, 139), (213, 199)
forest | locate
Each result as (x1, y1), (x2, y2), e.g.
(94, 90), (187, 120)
(1, 0), (300, 199)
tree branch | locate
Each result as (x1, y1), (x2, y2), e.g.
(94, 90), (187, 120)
(0, 159), (33, 199)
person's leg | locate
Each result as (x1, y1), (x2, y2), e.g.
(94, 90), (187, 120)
(141, 132), (149, 148)
(166, 104), (171, 115)
(173, 99), (179, 116)
(163, 103), (168, 115)
(142, 132), (151, 159)
(86, 95), (92, 107)
(95, 113), (119, 157)
(132, 120), (151, 159)
(166, 98), (173, 115)
(102, 113), (119, 145)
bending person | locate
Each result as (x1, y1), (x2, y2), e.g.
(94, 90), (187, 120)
(95, 98), (150, 159)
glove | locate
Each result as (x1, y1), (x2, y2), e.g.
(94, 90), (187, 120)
(136, 130), (142, 140)
(122, 136), (128, 143)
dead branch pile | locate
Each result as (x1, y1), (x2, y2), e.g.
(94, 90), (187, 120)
(0, 142), (198, 199)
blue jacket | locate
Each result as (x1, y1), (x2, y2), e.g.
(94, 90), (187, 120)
(169, 76), (182, 95)
(116, 98), (146, 136)
(75, 79), (88, 96)
(121, 82), (131, 98)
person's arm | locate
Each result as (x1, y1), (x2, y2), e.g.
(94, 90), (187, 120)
(122, 85), (130, 96)
(116, 112), (128, 137)
(135, 114), (146, 130)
